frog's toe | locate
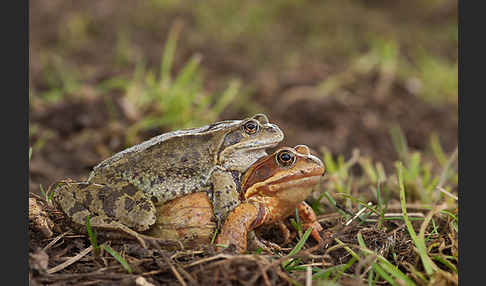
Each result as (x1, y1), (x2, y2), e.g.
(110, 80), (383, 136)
(277, 221), (292, 245)
(248, 231), (291, 254)
(304, 221), (324, 243)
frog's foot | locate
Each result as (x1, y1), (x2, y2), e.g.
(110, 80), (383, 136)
(297, 202), (324, 243)
(215, 203), (261, 253)
(93, 223), (183, 250)
(277, 221), (292, 246)
(302, 221), (324, 244)
(84, 219), (151, 248)
(248, 231), (291, 253)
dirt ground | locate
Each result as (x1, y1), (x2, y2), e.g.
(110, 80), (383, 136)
(29, 1), (457, 285)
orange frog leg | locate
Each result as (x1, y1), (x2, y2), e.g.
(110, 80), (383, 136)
(215, 202), (264, 253)
(296, 201), (323, 243)
(278, 220), (292, 245)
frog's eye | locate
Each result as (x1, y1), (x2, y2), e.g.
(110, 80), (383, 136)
(276, 150), (296, 167)
(243, 120), (259, 135)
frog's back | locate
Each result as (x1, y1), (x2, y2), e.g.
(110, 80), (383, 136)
(88, 121), (240, 203)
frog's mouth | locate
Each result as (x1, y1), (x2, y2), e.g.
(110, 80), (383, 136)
(235, 141), (281, 151)
(266, 174), (323, 191)
(245, 171), (323, 199)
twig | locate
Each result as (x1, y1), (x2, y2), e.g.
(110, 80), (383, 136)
(176, 264), (199, 286)
(183, 253), (233, 268)
(170, 250), (204, 260)
(437, 186), (458, 201)
(436, 147), (458, 189)
(42, 231), (71, 251)
(47, 246), (93, 274)
(345, 202), (372, 225)
(260, 262), (272, 286)
(163, 254), (187, 286)
(275, 267), (299, 286)
(306, 265), (312, 286)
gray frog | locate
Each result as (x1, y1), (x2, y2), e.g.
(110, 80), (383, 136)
(53, 114), (284, 247)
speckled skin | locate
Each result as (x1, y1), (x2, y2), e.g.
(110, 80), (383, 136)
(53, 114), (284, 245)
(215, 145), (326, 253)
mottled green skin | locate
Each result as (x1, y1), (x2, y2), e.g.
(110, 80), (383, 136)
(53, 114), (284, 236)
(54, 181), (155, 232)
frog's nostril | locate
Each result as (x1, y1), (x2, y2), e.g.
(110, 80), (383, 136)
(308, 156), (324, 168)
(268, 124), (283, 135)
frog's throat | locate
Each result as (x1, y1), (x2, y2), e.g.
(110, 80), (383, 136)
(218, 139), (282, 162)
(218, 148), (270, 173)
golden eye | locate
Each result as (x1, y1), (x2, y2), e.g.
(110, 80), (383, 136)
(243, 120), (259, 134)
(276, 150), (296, 167)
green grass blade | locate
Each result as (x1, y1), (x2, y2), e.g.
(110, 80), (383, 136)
(375, 183), (385, 228)
(357, 232), (416, 286)
(323, 152), (337, 173)
(323, 191), (349, 218)
(48, 185), (57, 202)
(39, 184), (47, 200)
(160, 21), (183, 86)
(368, 269), (374, 286)
(29, 147), (32, 162)
(371, 263), (398, 286)
(335, 238), (360, 261)
(313, 262), (354, 280)
(173, 55), (201, 89)
(378, 262), (415, 286)
(287, 227), (311, 256)
(397, 162), (436, 275)
(429, 134), (447, 166)
(102, 244), (132, 273)
(359, 157), (377, 183)
(340, 194), (380, 216)
(212, 80), (240, 115)
(85, 215), (100, 256)
(210, 228), (218, 244)
(407, 152), (421, 182)
(282, 226), (313, 269)
(334, 259), (358, 282)
(294, 208), (303, 237)
(389, 126), (409, 165)
(431, 255), (457, 273)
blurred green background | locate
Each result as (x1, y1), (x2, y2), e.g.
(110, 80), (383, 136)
(29, 0), (457, 194)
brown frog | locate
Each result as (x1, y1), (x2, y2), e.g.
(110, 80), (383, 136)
(147, 145), (325, 252)
(53, 114), (284, 247)
(215, 145), (325, 253)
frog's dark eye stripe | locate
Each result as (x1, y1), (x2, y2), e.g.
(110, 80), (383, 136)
(276, 150), (296, 167)
(242, 120), (259, 134)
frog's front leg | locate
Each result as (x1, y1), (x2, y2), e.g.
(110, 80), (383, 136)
(209, 169), (242, 226)
(296, 201), (323, 243)
(52, 181), (157, 248)
(214, 202), (263, 253)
